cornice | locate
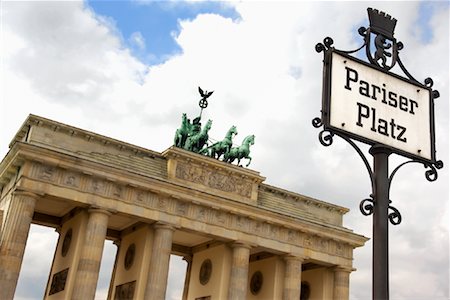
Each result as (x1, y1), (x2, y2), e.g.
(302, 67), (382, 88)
(260, 184), (349, 215)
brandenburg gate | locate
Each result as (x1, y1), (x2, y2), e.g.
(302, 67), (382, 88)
(0, 115), (367, 299)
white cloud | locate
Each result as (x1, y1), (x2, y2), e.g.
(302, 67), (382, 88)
(2, 1), (448, 300)
(129, 31), (146, 50)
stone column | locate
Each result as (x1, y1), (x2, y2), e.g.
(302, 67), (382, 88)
(0, 191), (37, 300)
(333, 266), (353, 300)
(71, 208), (111, 300)
(228, 242), (252, 300)
(283, 255), (304, 300)
(181, 254), (193, 300)
(144, 222), (175, 300)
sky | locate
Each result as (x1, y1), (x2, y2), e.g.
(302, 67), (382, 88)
(1, 1), (449, 299)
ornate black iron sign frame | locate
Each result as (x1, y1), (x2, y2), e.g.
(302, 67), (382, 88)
(318, 50), (438, 164)
(312, 7), (443, 300)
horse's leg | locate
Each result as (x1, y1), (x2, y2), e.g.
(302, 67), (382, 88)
(184, 137), (190, 150)
(245, 156), (252, 167)
(218, 150), (224, 160)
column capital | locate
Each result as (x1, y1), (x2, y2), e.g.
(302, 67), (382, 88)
(283, 254), (307, 263)
(230, 240), (254, 249)
(12, 189), (40, 199)
(153, 222), (176, 231)
(87, 207), (113, 216)
(332, 265), (355, 273)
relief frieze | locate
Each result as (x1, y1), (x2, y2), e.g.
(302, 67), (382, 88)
(270, 225), (279, 240)
(34, 163), (57, 182)
(336, 242), (344, 256)
(252, 221), (263, 235)
(196, 207), (207, 221)
(303, 235), (313, 248)
(134, 190), (147, 203)
(175, 200), (188, 216)
(132, 190), (158, 208)
(111, 184), (124, 199)
(63, 172), (80, 188)
(175, 161), (252, 198)
(157, 197), (168, 210)
(90, 179), (106, 195)
(213, 210), (227, 226)
(287, 229), (299, 243)
(235, 215), (249, 231)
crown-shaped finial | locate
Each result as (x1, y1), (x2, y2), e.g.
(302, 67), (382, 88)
(367, 8), (397, 39)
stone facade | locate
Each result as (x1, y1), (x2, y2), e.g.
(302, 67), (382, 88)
(0, 115), (368, 299)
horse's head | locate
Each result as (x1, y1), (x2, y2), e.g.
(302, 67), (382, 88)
(181, 113), (188, 124)
(228, 125), (238, 136)
(244, 134), (255, 145)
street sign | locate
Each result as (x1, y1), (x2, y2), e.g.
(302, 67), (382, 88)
(322, 50), (435, 163)
(314, 7), (443, 300)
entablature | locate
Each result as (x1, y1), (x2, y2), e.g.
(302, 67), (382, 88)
(1, 115), (368, 267)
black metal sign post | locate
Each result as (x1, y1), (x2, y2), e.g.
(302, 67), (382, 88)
(371, 146), (390, 300)
(313, 8), (443, 300)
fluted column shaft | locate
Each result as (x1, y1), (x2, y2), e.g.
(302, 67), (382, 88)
(0, 191), (37, 300)
(333, 266), (352, 300)
(72, 208), (111, 300)
(283, 255), (304, 300)
(144, 223), (175, 300)
(228, 242), (251, 300)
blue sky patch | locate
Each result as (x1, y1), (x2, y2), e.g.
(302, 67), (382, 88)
(415, 1), (447, 44)
(85, 1), (240, 65)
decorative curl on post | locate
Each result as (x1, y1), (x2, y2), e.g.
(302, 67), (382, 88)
(315, 37), (334, 54)
(358, 26), (367, 37)
(424, 77), (434, 88)
(389, 159), (444, 189)
(433, 90), (440, 99)
(360, 197), (374, 216)
(425, 160), (444, 182)
(311, 117), (323, 128)
(388, 201), (402, 225)
(318, 130), (334, 147)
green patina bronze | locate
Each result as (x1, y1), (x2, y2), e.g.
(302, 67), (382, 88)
(224, 134), (255, 167)
(174, 113), (190, 148)
(184, 119), (212, 153)
(173, 87), (255, 167)
(201, 125), (238, 159)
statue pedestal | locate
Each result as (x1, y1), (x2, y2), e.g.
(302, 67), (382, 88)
(162, 147), (265, 206)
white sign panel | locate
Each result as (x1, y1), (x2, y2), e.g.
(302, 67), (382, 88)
(329, 52), (432, 160)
